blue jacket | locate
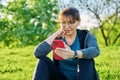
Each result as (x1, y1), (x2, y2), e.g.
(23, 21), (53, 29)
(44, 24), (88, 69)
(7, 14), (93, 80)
(34, 29), (100, 80)
(76, 30), (100, 80)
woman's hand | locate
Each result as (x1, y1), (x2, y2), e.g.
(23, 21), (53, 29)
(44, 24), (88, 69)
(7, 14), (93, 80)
(54, 28), (65, 39)
(45, 28), (65, 45)
(55, 44), (74, 59)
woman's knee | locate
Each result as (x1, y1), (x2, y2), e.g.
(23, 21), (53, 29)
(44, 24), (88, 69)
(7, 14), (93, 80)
(32, 57), (53, 80)
(35, 56), (53, 70)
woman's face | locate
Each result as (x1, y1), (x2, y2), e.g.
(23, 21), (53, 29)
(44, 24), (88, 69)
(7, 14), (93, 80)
(59, 19), (80, 36)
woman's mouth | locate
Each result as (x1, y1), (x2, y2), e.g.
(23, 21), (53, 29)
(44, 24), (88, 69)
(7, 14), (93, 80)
(65, 30), (70, 33)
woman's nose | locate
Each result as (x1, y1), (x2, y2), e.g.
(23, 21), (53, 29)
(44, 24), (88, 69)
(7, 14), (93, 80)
(64, 23), (70, 28)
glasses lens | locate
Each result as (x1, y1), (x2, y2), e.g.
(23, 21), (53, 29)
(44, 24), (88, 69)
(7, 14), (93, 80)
(59, 21), (76, 26)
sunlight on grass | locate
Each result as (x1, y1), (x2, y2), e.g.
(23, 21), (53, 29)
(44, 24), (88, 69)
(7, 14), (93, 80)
(0, 45), (120, 80)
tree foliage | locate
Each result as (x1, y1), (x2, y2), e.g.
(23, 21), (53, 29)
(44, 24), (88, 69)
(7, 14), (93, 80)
(79, 0), (120, 46)
(0, 0), (120, 47)
(57, 0), (120, 46)
(0, 0), (58, 47)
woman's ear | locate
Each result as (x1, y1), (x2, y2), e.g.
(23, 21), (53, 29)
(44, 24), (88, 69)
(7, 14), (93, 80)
(78, 19), (81, 24)
(77, 19), (81, 25)
(80, 18), (81, 22)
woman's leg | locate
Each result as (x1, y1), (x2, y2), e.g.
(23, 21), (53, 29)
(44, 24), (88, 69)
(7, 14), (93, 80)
(32, 57), (49, 80)
(32, 57), (67, 80)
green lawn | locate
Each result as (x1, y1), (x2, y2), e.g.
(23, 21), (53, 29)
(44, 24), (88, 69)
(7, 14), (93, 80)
(0, 46), (120, 80)
(95, 46), (120, 80)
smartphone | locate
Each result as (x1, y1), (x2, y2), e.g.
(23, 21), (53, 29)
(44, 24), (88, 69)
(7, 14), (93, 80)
(52, 40), (65, 60)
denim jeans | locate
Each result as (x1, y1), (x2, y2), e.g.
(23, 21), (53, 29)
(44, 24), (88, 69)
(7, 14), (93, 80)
(32, 57), (99, 80)
(32, 57), (67, 80)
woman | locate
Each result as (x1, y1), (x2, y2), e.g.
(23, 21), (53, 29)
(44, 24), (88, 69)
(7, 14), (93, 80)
(33, 7), (100, 80)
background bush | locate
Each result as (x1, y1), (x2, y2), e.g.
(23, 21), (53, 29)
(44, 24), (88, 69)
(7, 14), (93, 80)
(0, 0), (59, 47)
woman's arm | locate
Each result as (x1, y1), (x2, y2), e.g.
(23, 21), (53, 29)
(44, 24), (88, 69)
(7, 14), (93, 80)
(80, 33), (100, 59)
(34, 41), (52, 58)
(76, 33), (100, 59)
(34, 28), (64, 58)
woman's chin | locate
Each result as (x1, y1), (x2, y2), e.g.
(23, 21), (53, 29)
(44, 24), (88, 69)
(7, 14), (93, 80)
(65, 32), (72, 36)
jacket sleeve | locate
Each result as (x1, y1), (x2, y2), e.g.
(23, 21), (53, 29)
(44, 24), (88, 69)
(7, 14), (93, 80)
(81, 33), (100, 59)
(34, 41), (52, 58)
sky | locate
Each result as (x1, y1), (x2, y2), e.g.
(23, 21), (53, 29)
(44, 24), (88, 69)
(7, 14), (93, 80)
(1, 0), (119, 30)
(58, 0), (99, 29)
(0, 0), (13, 6)
(57, 0), (119, 30)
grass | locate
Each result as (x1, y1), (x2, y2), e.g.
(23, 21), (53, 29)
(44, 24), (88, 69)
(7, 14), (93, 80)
(0, 45), (120, 80)
(95, 46), (120, 80)
(0, 46), (36, 80)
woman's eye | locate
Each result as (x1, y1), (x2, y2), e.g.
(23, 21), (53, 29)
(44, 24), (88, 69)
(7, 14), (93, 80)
(62, 22), (66, 24)
(69, 21), (75, 24)
(59, 22), (65, 24)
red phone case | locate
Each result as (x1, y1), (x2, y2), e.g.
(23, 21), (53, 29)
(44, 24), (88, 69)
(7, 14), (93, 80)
(52, 40), (65, 60)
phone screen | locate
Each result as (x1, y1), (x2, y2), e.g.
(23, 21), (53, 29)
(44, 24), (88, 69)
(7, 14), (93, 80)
(52, 40), (64, 60)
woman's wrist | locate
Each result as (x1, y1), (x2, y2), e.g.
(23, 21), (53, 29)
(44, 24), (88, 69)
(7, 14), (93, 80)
(45, 33), (58, 45)
(72, 51), (78, 59)
(71, 50), (83, 59)
(77, 50), (83, 58)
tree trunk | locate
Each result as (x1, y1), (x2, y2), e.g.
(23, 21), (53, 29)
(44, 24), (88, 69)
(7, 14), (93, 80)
(113, 33), (120, 45)
(99, 26), (108, 46)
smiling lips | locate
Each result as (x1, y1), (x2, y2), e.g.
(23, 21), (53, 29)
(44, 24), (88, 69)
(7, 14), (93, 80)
(65, 30), (70, 33)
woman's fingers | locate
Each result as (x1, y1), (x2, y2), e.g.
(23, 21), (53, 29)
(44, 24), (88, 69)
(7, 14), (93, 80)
(55, 48), (71, 59)
(55, 48), (69, 59)
(55, 29), (65, 39)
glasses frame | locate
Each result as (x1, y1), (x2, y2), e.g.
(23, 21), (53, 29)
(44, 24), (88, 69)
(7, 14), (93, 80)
(58, 21), (78, 28)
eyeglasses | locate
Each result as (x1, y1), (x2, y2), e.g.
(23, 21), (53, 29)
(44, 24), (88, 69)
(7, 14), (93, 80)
(59, 21), (77, 27)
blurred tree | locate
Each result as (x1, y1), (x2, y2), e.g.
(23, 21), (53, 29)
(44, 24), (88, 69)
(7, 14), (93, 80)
(1, 0), (120, 47)
(79, 0), (120, 46)
(0, 0), (58, 47)
(58, 0), (120, 46)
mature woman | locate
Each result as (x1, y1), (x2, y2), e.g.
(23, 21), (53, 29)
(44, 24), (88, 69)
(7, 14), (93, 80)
(33, 7), (100, 80)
